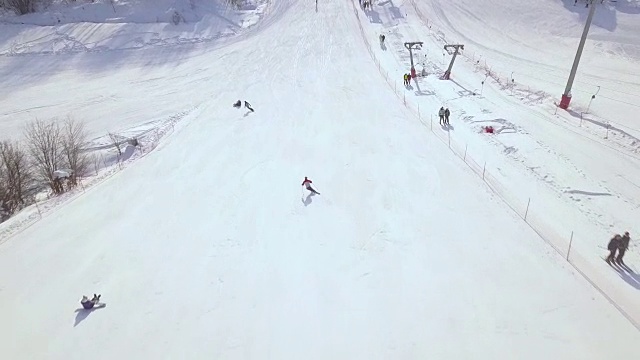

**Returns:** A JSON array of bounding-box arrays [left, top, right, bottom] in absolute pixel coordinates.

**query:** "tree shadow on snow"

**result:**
[[73, 304, 106, 327], [302, 192, 316, 206]]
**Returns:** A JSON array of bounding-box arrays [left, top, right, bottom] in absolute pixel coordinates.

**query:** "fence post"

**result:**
[[566, 231, 574, 261], [605, 124, 610, 139], [464, 144, 468, 161], [580, 113, 583, 127], [524, 198, 531, 222], [482, 162, 486, 180]]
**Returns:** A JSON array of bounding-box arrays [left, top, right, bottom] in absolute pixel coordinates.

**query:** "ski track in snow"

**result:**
[[0, 107, 196, 244], [353, 0, 640, 332], [1, 0, 640, 358], [372, 0, 640, 237]]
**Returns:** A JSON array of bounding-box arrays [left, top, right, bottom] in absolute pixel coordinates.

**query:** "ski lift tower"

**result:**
[[559, 0, 598, 109], [404, 41, 423, 79], [442, 44, 464, 80]]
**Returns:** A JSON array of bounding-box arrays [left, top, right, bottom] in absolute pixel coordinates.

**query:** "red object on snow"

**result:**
[[559, 94, 572, 109], [484, 126, 494, 134]]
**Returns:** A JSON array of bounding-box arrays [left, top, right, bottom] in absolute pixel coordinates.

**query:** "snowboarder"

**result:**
[[606, 234, 621, 264], [301, 177, 320, 195], [379, 34, 385, 45], [616, 231, 631, 265], [444, 108, 451, 125], [81, 294, 102, 310], [233, 100, 242, 108], [244, 101, 254, 112], [438, 107, 445, 125]]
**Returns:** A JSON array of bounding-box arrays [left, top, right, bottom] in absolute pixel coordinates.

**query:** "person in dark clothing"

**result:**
[[444, 108, 451, 125], [616, 231, 631, 265], [606, 235, 621, 264], [233, 100, 241, 108], [244, 101, 254, 112], [438, 107, 445, 125]]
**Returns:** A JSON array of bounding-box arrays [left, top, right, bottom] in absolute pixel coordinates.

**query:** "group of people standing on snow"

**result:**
[[438, 107, 451, 126], [606, 231, 631, 266], [403, 73, 412, 86], [359, 0, 373, 10]]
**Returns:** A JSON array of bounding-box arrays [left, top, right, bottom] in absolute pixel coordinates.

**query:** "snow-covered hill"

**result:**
[[0, 0, 639, 358]]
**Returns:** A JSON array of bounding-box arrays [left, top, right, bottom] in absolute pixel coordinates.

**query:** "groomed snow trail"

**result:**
[[0, 1, 639, 359]]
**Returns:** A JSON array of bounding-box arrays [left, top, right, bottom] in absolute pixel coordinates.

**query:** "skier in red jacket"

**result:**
[[301, 177, 320, 195]]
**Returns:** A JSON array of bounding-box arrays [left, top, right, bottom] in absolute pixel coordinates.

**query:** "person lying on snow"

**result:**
[[233, 100, 254, 112], [81, 294, 101, 309]]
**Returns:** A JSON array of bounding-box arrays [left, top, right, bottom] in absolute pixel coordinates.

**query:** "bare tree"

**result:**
[[92, 153, 104, 176], [0, 154, 7, 220], [25, 119, 65, 194], [0, 140, 32, 213], [108, 132, 123, 159], [61, 117, 88, 186], [225, 0, 245, 9], [3, 0, 37, 15]]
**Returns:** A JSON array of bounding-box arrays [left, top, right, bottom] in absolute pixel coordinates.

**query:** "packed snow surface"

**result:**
[[1, 0, 639, 359]]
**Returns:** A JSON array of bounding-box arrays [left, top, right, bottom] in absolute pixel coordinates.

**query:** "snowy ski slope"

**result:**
[[1, 0, 639, 358]]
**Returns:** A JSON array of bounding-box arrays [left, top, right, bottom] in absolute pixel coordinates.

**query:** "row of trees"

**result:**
[[0, 0, 37, 15], [0, 118, 88, 221], [1, 1, 248, 16]]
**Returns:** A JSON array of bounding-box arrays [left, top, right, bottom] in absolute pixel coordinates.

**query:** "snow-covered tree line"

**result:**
[[0, 0, 249, 16], [0, 118, 89, 221]]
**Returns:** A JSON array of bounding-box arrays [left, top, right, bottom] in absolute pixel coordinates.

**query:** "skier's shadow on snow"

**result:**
[[73, 305, 106, 327], [612, 265, 640, 291], [302, 192, 317, 206], [364, 9, 382, 24], [243, 110, 254, 117], [441, 124, 455, 131]]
